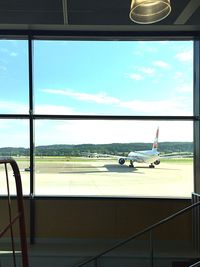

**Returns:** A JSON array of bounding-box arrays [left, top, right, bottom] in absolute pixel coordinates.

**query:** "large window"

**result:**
[[0, 38, 195, 198], [34, 120, 193, 197], [34, 41, 193, 116], [0, 40, 29, 114], [0, 120, 30, 195]]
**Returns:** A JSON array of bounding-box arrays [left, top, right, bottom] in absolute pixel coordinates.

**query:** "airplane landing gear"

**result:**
[[149, 164, 155, 168], [129, 160, 134, 168]]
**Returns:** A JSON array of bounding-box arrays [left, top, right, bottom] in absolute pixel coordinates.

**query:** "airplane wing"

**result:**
[[159, 153, 193, 159]]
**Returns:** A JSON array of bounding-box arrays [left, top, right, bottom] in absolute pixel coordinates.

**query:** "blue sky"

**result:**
[[0, 40, 193, 146], [34, 40, 193, 116]]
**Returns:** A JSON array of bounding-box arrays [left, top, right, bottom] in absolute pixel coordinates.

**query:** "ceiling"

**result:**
[[0, 0, 200, 35]]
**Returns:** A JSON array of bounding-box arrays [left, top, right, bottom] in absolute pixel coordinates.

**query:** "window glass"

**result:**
[[34, 40, 193, 116], [0, 39, 193, 198], [0, 40, 29, 114], [35, 120, 193, 197], [0, 120, 30, 195]]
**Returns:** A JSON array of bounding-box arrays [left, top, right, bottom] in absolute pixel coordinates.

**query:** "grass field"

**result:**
[[0, 156, 194, 198]]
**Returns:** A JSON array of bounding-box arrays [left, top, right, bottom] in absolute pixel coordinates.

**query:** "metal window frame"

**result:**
[[0, 31, 199, 244]]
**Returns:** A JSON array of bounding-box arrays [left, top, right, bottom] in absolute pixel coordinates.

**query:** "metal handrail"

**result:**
[[0, 157, 29, 267], [77, 200, 200, 267], [189, 260, 200, 267]]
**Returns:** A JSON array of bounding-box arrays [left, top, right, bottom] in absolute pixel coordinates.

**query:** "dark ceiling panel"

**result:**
[[0, 11, 63, 24], [67, 0, 132, 25], [165, 0, 191, 24], [187, 6, 200, 25], [0, 0, 63, 24], [0, 0, 198, 32], [67, 0, 195, 26], [68, 9, 131, 25], [68, 0, 128, 10], [0, 0, 62, 11]]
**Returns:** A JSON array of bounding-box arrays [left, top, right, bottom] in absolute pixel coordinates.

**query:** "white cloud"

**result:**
[[153, 60, 170, 68], [139, 67, 155, 75], [174, 72, 183, 79], [118, 97, 191, 116], [136, 42, 158, 53], [0, 101, 27, 113], [35, 120, 193, 146], [0, 98, 193, 147], [0, 120, 29, 148], [0, 120, 11, 129], [176, 50, 193, 62], [176, 83, 193, 93], [10, 52, 18, 57], [129, 73, 143, 80], [127, 67, 155, 81], [42, 88, 192, 116], [35, 104, 75, 115], [0, 48, 18, 57], [42, 89, 120, 105]]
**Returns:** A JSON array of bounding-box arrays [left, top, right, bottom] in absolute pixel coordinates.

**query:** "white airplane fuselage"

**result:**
[[118, 127, 160, 168], [127, 150, 160, 164]]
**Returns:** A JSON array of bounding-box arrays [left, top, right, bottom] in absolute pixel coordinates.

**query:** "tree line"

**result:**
[[0, 142, 193, 157]]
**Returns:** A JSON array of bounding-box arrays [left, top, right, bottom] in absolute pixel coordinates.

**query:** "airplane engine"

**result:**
[[154, 160, 160, 165], [119, 158, 125, 165]]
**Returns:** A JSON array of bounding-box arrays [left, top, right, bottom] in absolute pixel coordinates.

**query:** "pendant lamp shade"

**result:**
[[130, 0, 171, 24]]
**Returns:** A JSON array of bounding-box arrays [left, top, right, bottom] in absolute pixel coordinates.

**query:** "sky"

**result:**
[[0, 40, 194, 147]]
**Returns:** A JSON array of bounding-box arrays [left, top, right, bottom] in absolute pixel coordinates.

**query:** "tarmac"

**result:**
[[0, 159, 193, 198]]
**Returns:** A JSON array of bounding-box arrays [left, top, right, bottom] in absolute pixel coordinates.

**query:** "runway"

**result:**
[[0, 159, 193, 198]]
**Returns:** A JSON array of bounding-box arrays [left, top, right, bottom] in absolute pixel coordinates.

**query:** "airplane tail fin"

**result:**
[[152, 127, 159, 150]]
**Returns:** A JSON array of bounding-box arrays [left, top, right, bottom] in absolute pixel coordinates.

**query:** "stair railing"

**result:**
[[192, 193, 200, 255], [76, 199, 200, 267], [0, 157, 29, 267], [189, 260, 200, 267]]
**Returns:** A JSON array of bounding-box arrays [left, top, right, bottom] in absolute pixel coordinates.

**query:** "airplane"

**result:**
[[118, 127, 160, 168]]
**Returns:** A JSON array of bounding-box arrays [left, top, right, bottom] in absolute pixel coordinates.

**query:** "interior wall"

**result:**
[[0, 198, 191, 241], [35, 198, 191, 240]]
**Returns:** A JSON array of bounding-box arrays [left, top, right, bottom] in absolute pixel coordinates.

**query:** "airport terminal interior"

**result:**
[[1, 0, 200, 266]]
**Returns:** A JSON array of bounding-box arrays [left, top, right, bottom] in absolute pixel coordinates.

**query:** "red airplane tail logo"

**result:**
[[152, 127, 159, 150]]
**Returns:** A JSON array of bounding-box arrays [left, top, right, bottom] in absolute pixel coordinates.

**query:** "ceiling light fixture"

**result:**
[[129, 0, 171, 24]]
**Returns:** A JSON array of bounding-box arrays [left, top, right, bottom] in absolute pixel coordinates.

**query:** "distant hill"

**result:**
[[0, 142, 193, 157]]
